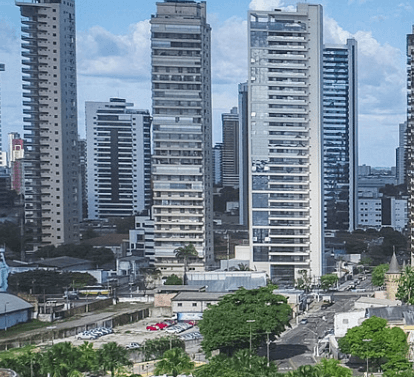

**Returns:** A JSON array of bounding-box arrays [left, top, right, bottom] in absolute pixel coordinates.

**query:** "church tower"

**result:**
[[385, 251, 401, 301]]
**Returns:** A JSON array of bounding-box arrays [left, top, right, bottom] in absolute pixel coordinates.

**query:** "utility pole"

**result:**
[[266, 332, 270, 367]]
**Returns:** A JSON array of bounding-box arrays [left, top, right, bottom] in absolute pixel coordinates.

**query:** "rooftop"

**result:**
[[172, 292, 228, 302], [155, 285, 205, 293], [31, 256, 92, 268], [82, 234, 129, 247], [0, 293, 33, 315]]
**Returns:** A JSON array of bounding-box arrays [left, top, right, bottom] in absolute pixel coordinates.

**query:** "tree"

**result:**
[[198, 285, 292, 356], [154, 348, 194, 377], [39, 342, 82, 377], [381, 355, 413, 377], [341, 316, 409, 372], [164, 274, 183, 285], [320, 274, 338, 291], [234, 263, 252, 271], [371, 264, 389, 287], [295, 269, 312, 292], [193, 349, 281, 377], [286, 358, 352, 377], [139, 336, 184, 362], [174, 243, 198, 285], [97, 342, 132, 376], [8, 270, 97, 294], [396, 266, 414, 304]]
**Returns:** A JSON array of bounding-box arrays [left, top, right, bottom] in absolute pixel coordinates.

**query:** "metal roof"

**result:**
[[31, 256, 92, 268], [0, 293, 33, 315], [366, 305, 414, 321], [172, 292, 228, 302], [155, 285, 205, 293]]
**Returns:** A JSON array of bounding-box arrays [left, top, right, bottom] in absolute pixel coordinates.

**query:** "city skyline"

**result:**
[[0, 0, 413, 167]]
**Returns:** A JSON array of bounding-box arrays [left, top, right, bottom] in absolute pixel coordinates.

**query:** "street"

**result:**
[[269, 275, 372, 372]]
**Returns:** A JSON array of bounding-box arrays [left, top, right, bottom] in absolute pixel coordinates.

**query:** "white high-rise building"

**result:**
[[16, 0, 80, 251], [408, 26, 414, 262], [150, 0, 214, 267], [247, 4, 324, 285], [86, 98, 152, 219]]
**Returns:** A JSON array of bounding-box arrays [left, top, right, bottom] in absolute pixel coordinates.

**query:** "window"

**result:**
[[192, 303, 197, 307], [177, 303, 182, 307]]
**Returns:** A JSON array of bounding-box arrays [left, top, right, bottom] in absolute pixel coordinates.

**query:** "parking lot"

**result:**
[[47, 316, 203, 351]]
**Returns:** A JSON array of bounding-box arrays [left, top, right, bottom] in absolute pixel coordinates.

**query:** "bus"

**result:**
[[78, 285, 110, 296]]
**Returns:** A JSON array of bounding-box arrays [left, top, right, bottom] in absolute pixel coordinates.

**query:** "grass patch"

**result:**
[[0, 344, 39, 360], [124, 330, 131, 334], [0, 320, 53, 340]]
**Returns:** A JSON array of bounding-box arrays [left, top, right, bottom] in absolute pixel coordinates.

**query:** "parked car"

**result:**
[[300, 318, 308, 325], [146, 325, 159, 331], [155, 322, 169, 330], [125, 342, 141, 350]]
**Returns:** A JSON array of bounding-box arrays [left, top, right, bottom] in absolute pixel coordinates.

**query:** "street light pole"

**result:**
[[246, 319, 255, 369], [4, 302, 9, 331], [362, 338, 372, 378]]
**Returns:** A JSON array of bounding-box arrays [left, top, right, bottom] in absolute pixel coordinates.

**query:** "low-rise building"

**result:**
[[186, 270, 267, 292], [171, 292, 227, 321], [154, 285, 205, 308], [0, 293, 33, 330], [334, 310, 366, 337]]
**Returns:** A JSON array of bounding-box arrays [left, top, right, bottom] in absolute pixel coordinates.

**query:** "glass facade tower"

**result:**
[[323, 39, 358, 233], [407, 26, 414, 262], [150, 1, 214, 266], [248, 4, 324, 285]]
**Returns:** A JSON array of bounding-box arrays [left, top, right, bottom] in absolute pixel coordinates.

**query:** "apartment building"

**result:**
[[323, 39, 358, 233], [222, 107, 239, 188], [16, 0, 80, 251], [406, 26, 414, 260], [86, 98, 151, 219], [150, 0, 214, 267], [247, 4, 324, 285]]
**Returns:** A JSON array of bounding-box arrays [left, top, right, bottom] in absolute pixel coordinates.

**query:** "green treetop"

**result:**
[[198, 285, 292, 356]]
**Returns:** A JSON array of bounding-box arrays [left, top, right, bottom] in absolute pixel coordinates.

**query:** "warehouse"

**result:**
[[0, 293, 33, 330]]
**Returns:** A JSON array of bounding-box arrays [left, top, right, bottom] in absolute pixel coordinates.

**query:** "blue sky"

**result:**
[[1, 0, 413, 166]]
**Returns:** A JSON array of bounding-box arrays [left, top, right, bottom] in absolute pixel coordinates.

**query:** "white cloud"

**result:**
[[324, 15, 405, 165], [77, 21, 151, 80], [248, 0, 295, 12]]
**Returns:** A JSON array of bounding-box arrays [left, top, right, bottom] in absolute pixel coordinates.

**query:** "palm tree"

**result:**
[[77, 341, 98, 374], [98, 342, 132, 376], [154, 348, 195, 377], [234, 263, 252, 271], [174, 243, 198, 285]]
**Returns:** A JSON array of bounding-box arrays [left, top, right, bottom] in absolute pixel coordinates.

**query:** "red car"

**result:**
[[146, 325, 159, 331], [155, 322, 168, 330]]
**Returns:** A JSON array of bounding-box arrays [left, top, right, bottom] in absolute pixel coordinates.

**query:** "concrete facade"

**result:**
[[247, 4, 324, 285], [86, 98, 152, 219], [16, 0, 80, 251], [150, 1, 214, 267]]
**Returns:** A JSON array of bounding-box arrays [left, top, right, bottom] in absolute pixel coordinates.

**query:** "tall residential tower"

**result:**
[[16, 0, 80, 251], [323, 39, 358, 233], [86, 98, 152, 219], [248, 4, 324, 285], [407, 26, 414, 262], [150, 0, 214, 266]]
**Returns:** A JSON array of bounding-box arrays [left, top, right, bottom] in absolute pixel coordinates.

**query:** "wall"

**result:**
[[154, 293, 177, 308], [0, 307, 150, 351], [334, 310, 365, 337], [0, 310, 31, 331]]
